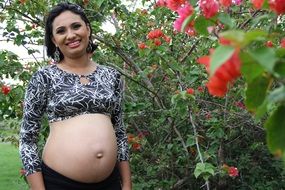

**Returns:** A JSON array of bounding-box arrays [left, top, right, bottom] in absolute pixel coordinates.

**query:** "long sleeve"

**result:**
[[19, 70, 48, 176], [111, 72, 129, 161]]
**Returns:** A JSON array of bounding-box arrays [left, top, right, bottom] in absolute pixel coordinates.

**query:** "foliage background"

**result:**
[[0, 0, 285, 189]]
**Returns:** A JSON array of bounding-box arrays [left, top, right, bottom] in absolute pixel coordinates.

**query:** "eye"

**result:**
[[56, 28, 65, 34], [73, 24, 81, 29]]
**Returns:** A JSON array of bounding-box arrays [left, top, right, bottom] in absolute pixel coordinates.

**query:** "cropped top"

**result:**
[[19, 64, 129, 176]]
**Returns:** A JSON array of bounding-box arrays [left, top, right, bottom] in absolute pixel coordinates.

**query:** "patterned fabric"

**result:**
[[19, 64, 129, 176]]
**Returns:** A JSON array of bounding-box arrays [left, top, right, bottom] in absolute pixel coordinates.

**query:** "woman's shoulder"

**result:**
[[97, 64, 121, 77], [30, 64, 58, 81]]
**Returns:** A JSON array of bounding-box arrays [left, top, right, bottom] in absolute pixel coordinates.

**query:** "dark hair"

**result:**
[[45, 2, 97, 62]]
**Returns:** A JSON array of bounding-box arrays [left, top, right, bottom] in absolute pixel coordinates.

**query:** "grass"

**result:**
[[0, 143, 28, 190]]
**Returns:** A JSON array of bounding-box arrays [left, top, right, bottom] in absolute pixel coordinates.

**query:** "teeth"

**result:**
[[68, 41, 80, 47]]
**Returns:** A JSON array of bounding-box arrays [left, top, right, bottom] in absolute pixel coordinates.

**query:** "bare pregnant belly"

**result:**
[[42, 114, 118, 183]]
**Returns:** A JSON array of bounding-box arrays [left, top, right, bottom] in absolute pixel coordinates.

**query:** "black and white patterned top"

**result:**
[[19, 64, 129, 176]]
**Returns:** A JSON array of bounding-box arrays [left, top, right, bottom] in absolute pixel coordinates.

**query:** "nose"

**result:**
[[66, 29, 76, 40]]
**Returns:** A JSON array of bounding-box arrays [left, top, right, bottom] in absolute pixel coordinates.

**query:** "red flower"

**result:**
[[235, 101, 246, 109], [222, 164, 239, 177], [220, 0, 232, 7], [138, 131, 150, 139], [173, 2, 194, 32], [206, 75, 229, 97], [32, 23, 38, 29], [155, 0, 167, 7], [280, 38, 285, 48], [166, 0, 186, 11], [147, 29, 164, 39], [154, 39, 162, 46], [186, 88, 195, 95], [128, 134, 135, 143], [141, 9, 148, 15], [19, 0, 26, 4], [219, 37, 233, 46], [269, 0, 285, 15], [197, 86, 204, 92], [197, 48, 241, 97], [1, 85, 11, 95], [163, 35, 172, 43], [205, 112, 212, 119], [233, 0, 243, 5], [132, 143, 142, 150], [251, 0, 264, 9], [228, 167, 239, 177], [186, 28, 196, 36], [266, 40, 274, 47], [199, 0, 220, 19], [83, 0, 89, 5], [138, 42, 147, 49]]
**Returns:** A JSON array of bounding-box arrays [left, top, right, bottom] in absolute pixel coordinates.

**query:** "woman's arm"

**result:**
[[26, 172, 45, 190], [118, 161, 132, 190], [111, 70, 132, 189], [19, 69, 49, 189]]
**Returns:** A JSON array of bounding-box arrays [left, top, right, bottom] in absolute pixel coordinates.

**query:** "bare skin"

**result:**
[[42, 114, 118, 182]]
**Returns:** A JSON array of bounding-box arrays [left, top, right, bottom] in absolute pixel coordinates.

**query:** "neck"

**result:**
[[61, 54, 92, 68]]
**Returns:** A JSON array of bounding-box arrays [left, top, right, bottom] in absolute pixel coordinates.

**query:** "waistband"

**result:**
[[42, 161, 121, 190]]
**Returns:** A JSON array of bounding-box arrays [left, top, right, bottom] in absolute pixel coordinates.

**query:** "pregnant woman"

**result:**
[[19, 2, 131, 190]]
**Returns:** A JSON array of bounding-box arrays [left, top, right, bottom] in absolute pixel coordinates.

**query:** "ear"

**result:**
[[51, 36, 57, 47], [87, 24, 91, 37]]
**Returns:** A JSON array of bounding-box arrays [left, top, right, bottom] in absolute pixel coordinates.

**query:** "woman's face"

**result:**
[[52, 11, 90, 60]]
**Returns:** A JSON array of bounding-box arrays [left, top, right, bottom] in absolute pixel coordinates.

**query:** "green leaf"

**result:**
[[274, 61, 285, 77], [245, 75, 271, 112], [190, 0, 199, 5], [194, 16, 211, 36], [96, 0, 105, 8], [171, 94, 180, 105], [169, 61, 182, 72], [265, 105, 285, 156], [186, 135, 195, 147], [243, 30, 267, 45], [240, 52, 264, 83], [251, 15, 270, 29], [276, 48, 285, 58], [194, 162, 215, 180], [217, 13, 234, 28], [220, 30, 245, 46], [210, 45, 235, 76], [181, 14, 195, 33], [249, 47, 277, 73], [255, 98, 269, 119], [268, 86, 285, 104]]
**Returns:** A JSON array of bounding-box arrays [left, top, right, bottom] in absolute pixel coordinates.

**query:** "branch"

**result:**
[[179, 39, 200, 63], [188, 107, 210, 190], [171, 119, 189, 156], [22, 44, 41, 66], [238, 10, 262, 29], [105, 62, 163, 100], [6, 7, 42, 26], [171, 177, 190, 190], [93, 34, 166, 109]]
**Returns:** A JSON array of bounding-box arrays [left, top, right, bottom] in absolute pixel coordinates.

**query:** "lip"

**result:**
[[66, 40, 81, 48]]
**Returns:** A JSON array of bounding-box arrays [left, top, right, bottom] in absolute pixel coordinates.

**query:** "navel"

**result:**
[[96, 152, 103, 158]]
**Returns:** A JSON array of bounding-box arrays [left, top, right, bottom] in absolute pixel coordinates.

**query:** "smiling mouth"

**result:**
[[66, 40, 81, 48]]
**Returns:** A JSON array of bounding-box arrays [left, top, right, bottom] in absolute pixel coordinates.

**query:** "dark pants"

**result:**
[[42, 162, 122, 190]]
